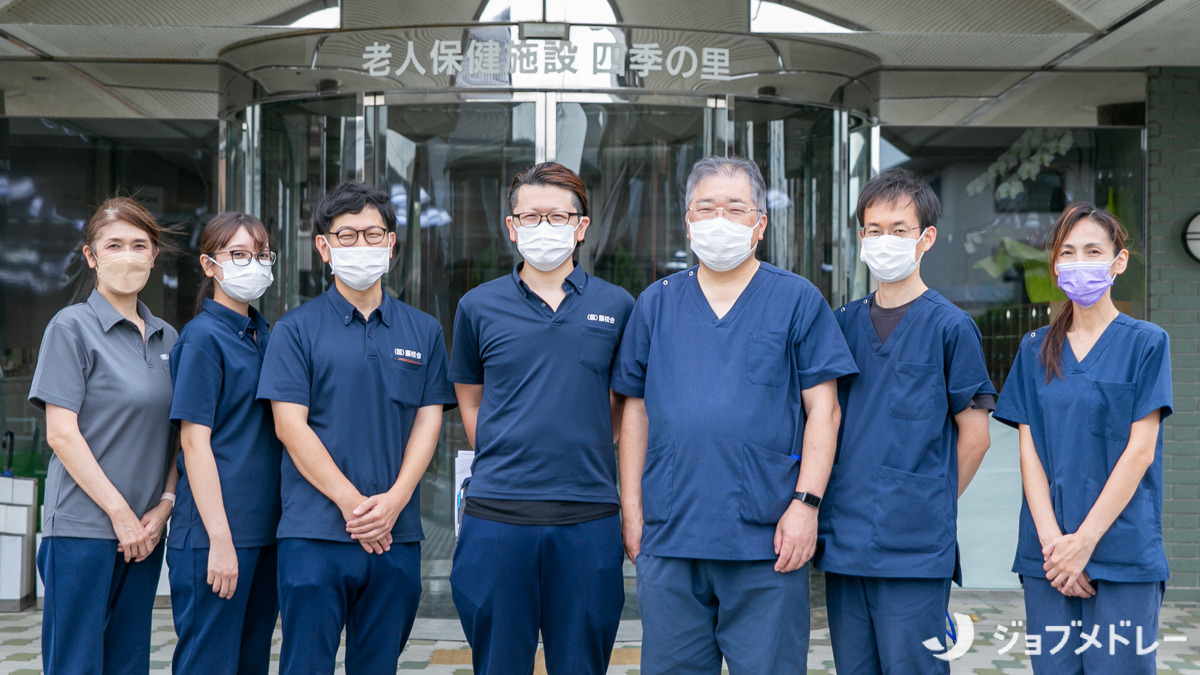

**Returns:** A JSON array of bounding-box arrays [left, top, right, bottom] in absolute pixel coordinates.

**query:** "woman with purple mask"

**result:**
[[994, 202, 1172, 674]]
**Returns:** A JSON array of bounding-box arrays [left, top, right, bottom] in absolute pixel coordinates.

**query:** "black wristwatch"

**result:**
[[793, 491, 821, 509]]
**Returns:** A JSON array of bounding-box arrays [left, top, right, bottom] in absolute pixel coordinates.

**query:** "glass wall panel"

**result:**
[[731, 100, 835, 298], [0, 118, 218, 499], [369, 100, 537, 615], [560, 101, 715, 297]]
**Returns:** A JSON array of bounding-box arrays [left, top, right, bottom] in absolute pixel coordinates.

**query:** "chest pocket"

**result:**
[[1087, 380, 1135, 442], [888, 362, 940, 420], [579, 325, 618, 373], [747, 331, 788, 387], [387, 359, 427, 409]]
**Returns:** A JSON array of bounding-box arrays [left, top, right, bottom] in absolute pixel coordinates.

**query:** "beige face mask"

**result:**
[[95, 251, 153, 295]]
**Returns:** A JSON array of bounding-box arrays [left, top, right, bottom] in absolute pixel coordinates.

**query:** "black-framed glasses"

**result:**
[[861, 225, 920, 239], [329, 226, 389, 246], [211, 250, 277, 266], [689, 204, 760, 221], [512, 211, 580, 228]]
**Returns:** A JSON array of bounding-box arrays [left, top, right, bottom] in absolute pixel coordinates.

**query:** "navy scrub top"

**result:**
[[816, 290, 995, 581], [168, 298, 282, 550], [256, 287, 457, 544], [29, 290, 177, 539], [994, 314, 1172, 583], [449, 264, 635, 504], [611, 263, 858, 561]]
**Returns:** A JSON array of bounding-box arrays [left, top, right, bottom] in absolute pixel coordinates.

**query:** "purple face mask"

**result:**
[[1055, 260, 1115, 308]]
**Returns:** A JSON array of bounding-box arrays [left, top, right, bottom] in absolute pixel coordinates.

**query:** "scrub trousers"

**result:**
[[450, 514, 625, 674], [167, 543, 278, 674], [1022, 575, 1163, 674], [37, 536, 165, 675], [824, 572, 952, 675], [277, 538, 421, 675], [636, 554, 810, 675]]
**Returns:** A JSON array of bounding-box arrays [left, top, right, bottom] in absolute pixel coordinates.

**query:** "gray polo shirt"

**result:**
[[29, 289, 178, 539]]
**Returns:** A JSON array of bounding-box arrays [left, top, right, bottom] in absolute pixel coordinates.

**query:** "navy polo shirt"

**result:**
[[168, 298, 282, 550], [256, 287, 457, 543], [611, 263, 858, 561], [450, 264, 635, 506]]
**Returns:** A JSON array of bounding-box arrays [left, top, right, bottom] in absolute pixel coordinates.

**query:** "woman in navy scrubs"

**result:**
[[995, 202, 1172, 674], [29, 197, 180, 674], [167, 213, 282, 674]]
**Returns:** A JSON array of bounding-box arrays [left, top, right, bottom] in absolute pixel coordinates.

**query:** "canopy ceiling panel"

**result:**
[[1062, 0, 1200, 66], [793, 0, 1093, 32], [0, 24, 287, 58], [814, 32, 1088, 67], [879, 71, 1029, 98], [0, 0, 320, 26]]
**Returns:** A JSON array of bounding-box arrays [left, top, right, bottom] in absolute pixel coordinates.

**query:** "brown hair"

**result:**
[[1039, 202, 1128, 381], [195, 212, 270, 316], [507, 162, 589, 217], [85, 196, 166, 253]]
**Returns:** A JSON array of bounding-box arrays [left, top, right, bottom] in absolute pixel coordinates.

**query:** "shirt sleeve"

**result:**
[[169, 340, 222, 428], [448, 300, 483, 385], [794, 295, 858, 390], [608, 289, 637, 379], [944, 316, 997, 415], [256, 318, 311, 407], [1133, 328, 1173, 423], [610, 294, 652, 399], [421, 321, 459, 409], [28, 317, 89, 413], [993, 335, 1032, 429]]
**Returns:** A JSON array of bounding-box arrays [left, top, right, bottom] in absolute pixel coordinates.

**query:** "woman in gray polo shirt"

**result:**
[[29, 197, 180, 675]]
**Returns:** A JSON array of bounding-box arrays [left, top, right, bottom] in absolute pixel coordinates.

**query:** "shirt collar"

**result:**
[[510, 262, 588, 297], [202, 297, 269, 337], [87, 288, 167, 337], [325, 285, 392, 326]]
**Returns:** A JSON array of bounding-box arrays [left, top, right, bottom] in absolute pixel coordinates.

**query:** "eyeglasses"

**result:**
[[328, 227, 389, 246], [210, 250, 277, 266], [861, 226, 920, 239], [689, 204, 760, 222], [512, 212, 580, 228]]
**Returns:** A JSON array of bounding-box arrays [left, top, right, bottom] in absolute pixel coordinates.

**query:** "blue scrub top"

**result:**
[[611, 263, 858, 561], [816, 290, 995, 581], [256, 287, 457, 544], [168, 298, 281, 550], [449, 264, 635, 503], [994, 314, 1172, 583]]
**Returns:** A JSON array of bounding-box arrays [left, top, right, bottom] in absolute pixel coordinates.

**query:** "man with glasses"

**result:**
[[448, 162, 634, 674], [612, 156, 857, 673], [814, 168, 994, 674], [258, 180, 456, 674]]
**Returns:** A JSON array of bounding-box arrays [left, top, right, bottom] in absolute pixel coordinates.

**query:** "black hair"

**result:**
[[856, 167, 941, 232], [314, 181, 397, 235]]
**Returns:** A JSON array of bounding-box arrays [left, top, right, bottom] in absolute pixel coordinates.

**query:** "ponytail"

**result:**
[[1039, 302, 1073, 382]]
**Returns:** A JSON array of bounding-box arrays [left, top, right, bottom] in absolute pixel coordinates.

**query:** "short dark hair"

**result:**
[[314, 181, 396, 235], [856, 168, 941, 232], [507, 162, 588, 217]]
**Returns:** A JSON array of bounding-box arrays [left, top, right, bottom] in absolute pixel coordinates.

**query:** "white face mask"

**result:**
[[859, 231, 926, 284], [516, 222, 577, 272], [323, 237, 390, 291], [207, 256, 273, 303], [688, 217, 757, 272]]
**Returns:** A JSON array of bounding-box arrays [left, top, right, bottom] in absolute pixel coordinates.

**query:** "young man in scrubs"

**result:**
[[258, 181, 456, 674], [449, 162, 634, 673], [815, 168, 994, 674], [612, 156, 857, 674]]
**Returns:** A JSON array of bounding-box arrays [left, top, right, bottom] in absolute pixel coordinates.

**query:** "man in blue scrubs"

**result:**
[[612, 156, 857, 674], [449, 162, 634, 673], [258, 181, 456, 674], [815, 168, 994, 674]]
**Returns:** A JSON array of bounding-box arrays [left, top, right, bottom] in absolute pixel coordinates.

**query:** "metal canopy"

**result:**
[[0, 0, 1191, 124]]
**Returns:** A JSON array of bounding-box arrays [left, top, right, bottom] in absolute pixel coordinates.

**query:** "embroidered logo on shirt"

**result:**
[[586, 313, 616, 325], [394, 348, 423, 364], [159, 354, 170, 361]]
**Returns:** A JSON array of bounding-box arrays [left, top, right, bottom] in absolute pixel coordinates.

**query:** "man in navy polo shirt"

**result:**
[[258, 181, 456, 675], [449, 162, 634, 674], [612, 156, 858, 674]]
